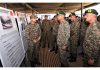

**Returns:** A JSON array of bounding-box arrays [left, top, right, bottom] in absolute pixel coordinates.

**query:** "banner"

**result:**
[[0, 7, 25, 67]]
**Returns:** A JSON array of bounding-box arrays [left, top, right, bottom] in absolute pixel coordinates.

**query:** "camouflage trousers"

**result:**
[[27, 42, 40, 64], [70, 37, 78, 58], [52, 35, 58, 52], [58, 46, 69, 66], [41, 31, 52, 49]]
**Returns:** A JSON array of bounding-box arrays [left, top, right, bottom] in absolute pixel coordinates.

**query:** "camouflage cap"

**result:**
[[84, 9, 98, 15], [69, 13, 76, 17], [57, 10, 65, 16], [30, 14, 38, 19]]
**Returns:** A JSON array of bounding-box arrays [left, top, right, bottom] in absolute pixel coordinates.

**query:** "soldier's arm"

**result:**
[[35, 24, 41, 42], [91, 28, 100, 59], [38, 24, 41, 40], [74, 22, 80, 35], [49, 20, 53, 31], [64, 22, 70, 45], [76, 22, 81, 41], [87, 43, 100, 61], [25, 25, 30, 40]]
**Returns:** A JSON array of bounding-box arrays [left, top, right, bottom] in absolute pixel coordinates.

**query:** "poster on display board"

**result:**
[[0, 7, 25, 67], [15, 11, 28, 52]]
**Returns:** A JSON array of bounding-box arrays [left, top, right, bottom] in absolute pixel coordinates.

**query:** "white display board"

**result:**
[[0, 7, 25, 67], [16, 12, 28, 52]]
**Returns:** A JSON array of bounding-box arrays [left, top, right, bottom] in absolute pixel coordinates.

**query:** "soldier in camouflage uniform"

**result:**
[[25, 15, 41, 66], [83, 9, 100, 67], [57, 11, 70, 67], [79, 14, 89, 56], [41, 15, 52, 50], [37, 18, 42, 29], [69, 13, 80, 62], [51, 15, 59, 53]]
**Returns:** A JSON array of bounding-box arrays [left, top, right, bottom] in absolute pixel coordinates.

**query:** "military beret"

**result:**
[[57, 10, 65, 16], [30, 14, 38, 19], [69, 13, 76, 17], [84, 9, 98, 15]]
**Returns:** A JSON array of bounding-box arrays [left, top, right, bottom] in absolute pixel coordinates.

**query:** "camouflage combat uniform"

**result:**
[[70, 20, 80, 59], [79, 20, 89, 55], [83, 21, 100, 67], [41, 19, 52, 49], [25, 23, 41, 66], [51, 20, 59, 52], [57, 20, 70, 66]]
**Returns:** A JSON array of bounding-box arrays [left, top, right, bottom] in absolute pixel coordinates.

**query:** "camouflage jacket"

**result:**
[[83, 21, 100, 59], [79, 21, 89, 46], [41, 19, 52, 32], [25, 23, 41, 46], [51, 20, 59, 35], [57, 20, 70, 46], [70, 20, 80, 39]]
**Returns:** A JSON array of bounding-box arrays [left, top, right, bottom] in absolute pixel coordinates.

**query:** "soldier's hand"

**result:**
[[62, 45, 67, 50], [33, 40, 37, 43], [88, 58, 94, 65], [38, 36, 41, 41]]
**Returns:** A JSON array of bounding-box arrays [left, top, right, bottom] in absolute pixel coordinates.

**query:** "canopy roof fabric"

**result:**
[[0, 3, 97, 14]]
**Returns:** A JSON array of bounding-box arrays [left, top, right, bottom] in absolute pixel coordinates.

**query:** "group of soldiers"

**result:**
[[25, 9, 100, 67]]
